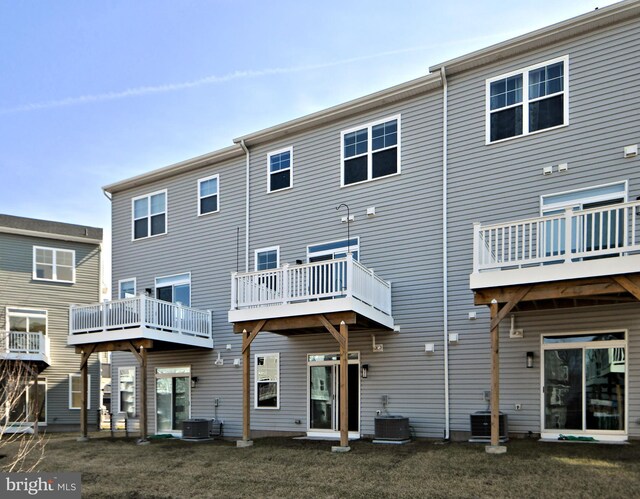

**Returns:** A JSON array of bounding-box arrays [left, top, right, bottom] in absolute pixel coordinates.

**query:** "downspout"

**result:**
[[239, 140, 250, 272], [440, 66, 450, 441]]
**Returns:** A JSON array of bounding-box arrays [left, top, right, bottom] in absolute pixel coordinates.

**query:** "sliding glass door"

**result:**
[[542, 332, 626, 438]]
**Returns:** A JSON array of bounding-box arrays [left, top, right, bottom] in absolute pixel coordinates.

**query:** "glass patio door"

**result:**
[[308, 353, 359, 434], [156, 367, 190, 433], [542, 332, 626, 438]]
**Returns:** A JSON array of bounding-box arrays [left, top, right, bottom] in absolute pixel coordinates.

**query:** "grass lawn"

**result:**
[[3, 433, 640, 498]]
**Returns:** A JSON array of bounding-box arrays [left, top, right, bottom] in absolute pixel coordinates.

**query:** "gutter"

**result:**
[[238, 139, 250, 272], [440, 66, 450, 441]]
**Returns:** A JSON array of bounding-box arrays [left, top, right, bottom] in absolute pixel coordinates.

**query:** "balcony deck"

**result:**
[[228, 254, 395, 332], [69, 295, 213, 349], [0, 331, 50, 365], [471, 200, 640, 290]]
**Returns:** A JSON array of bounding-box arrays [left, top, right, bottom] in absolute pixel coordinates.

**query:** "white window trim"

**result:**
[[5, 377, 48, 425], [540, 180, 628, 215], [197, 174, 220, 216], [254, 246, 281, 271], [485, 55, 569, 145], [32, 246, 76, 283], [118, 278, 137, 300], [118, 366, 136, 416], [68, 374, 91, 410], [540, 330, 628, 438], [306, 237, 360, 261], [267, 146, 294, 193], [131, 189, 168, 241], [254, 353, 280, 410], [340, 114, 402, 188], [154, 272, 192, 306], [6, 307, 48, 334]]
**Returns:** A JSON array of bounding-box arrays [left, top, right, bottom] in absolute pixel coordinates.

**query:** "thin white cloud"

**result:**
[[0, 34, 505, 115]]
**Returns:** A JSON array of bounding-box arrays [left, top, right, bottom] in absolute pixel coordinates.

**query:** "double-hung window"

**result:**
[[132, 190, 167, 240], [341, 116, 400, 186], [33, 246, 75, 282], [267, 147, 293, 192], [255, 247, 280, 271], [255, 353, 279, 409], [69, 374, 91, 410], [487, 56, 568, 143], [118, 367, 136, 417], [198, 175, 219, 215]]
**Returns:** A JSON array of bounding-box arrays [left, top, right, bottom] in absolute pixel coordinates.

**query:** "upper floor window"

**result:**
[[132, 190, 167, 240], [33, 246, 75, 283], [255, 246, 280, 271], [341, 116, 400, 186], [198, 175, 219, 215], [118, 278, 136, 299], [267, 147, 293, 192], [487, 56, 568, 143]]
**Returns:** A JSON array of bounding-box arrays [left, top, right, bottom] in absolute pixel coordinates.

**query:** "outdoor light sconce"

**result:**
[[361, 364, 369, 379], [191, 376, 199, 388], [526, 352, 534, 369], [145, 288, 153, 296]]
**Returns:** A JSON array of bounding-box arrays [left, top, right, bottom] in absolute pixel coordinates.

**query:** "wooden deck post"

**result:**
[[486, 299, 506, 454], [140, 346, 148, 442], [339, 321, 349, 449], [242, 329, 251, 442], [80, 352, 88, 440]]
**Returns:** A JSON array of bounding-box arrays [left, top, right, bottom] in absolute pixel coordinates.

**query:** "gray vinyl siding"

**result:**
[[0, 232, 101, 426], [110, 87, 447, 438], [446, 17, 640, 435]]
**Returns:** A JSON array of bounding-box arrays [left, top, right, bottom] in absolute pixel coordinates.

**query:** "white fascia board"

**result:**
[[0, 226, 102, 245], [469, 254, 640, 290]]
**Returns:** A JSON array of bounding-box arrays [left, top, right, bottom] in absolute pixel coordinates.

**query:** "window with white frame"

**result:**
[[132, 190, 167, 240], [118, 278, 136, 299], [7, 308, 47, 335], [155, 273, 191, 306], [118, 367, 136, 417], [255, 247, 280, 271], [267, 147, 293, 192], [69, 374, 91, 410], [33, 246, 75, 282], [255, 353, 279, 409], [342, 116, 400, 186], [198, 175, 219, 215], [6, 378, 47, 424], [487, 56, 568, 143]]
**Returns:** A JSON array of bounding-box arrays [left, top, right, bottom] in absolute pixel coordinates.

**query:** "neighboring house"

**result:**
[[0, 214, 102, 431], [69, 1, 640, 447]]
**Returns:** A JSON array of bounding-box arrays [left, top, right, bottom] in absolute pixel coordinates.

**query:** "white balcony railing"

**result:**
[[230, 254, 392, 318], [473, 201, 640, 273], [70, 295, 212, 343], [1, 331, 49, 359]]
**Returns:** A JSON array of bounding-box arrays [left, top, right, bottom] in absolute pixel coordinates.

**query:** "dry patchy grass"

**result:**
[[2, 434, 639, 498]]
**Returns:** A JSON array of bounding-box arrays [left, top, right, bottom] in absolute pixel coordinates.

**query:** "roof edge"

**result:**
[[429, 0, 640, 75], [0, 226, 103, 245], [233, 73, 442, 147], [103, 144, 244, 194]]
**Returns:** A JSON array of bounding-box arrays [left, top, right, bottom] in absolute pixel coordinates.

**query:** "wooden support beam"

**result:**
[[232, 312, 357, 334], [339, 321, 349, 448], [33, 374, 39, 436], [489, 300, 500, 448], [474, 277, 624, 305], [126, 341, 144, 365], [319, 315, 346, 348], [242, 329, 251, 442], [79, 344, 97, 369], [241, 320, 266, 354], [80, 351, 89, 439], [75, 339, 153, 355], [613, 275, 640, 301], [489, 285, 532, 330], [139, 346, 148, 441]]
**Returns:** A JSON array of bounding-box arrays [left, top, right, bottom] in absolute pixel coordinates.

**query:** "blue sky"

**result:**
[[0, 0, 619, 233]]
